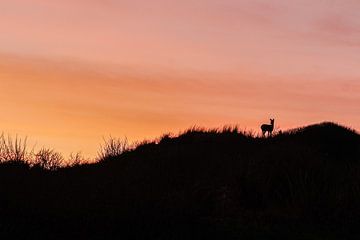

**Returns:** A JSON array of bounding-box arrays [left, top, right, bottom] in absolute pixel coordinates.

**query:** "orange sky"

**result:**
[[1, 0, 359, 158]]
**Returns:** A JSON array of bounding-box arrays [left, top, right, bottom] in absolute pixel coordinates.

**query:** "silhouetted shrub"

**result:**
[[0, 133, 31, 163], [34, 148, 64, 170], [67, 151, 86, 166], [97, 136, 129, 161]]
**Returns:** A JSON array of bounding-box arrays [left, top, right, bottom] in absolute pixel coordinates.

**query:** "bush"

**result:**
[[0, 133, 31, 163], [34, 148, 64, 170], [97, 137, 129, 161], [68, 152, 85, 166]]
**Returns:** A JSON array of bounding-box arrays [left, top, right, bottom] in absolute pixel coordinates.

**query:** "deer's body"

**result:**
[[261, 119, 274, 136]]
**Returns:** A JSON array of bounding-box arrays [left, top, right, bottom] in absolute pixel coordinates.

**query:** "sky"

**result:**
[[0, 0, 359, 158]]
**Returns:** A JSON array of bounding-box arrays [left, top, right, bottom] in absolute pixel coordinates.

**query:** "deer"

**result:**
[[261, 119, 275, 137]]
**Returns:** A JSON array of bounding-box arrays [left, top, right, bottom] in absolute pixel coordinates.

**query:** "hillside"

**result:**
[[0, 122, 359, 239]]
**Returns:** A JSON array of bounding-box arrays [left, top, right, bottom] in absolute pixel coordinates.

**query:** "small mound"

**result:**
[[298, 121, 356, 134], [283, 121, 359, 141]]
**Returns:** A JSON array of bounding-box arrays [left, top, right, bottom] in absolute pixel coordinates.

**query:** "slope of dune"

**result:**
[[0, 122, 359, 239]]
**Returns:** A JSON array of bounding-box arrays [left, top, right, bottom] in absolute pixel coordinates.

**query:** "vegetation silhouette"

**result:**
[[0, 122, 359, 239]]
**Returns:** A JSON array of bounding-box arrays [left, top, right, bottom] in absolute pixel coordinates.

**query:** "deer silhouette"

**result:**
[[261, 119, 275, 137]]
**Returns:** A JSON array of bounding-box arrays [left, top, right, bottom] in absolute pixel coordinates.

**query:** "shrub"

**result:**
[[34, 148, 64, 170], [97, 136, 129, 161], [68, 152, 85, 166], [0, 133, 31, 163]]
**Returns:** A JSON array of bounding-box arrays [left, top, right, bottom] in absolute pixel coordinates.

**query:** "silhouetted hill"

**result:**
[[0, 122, 359, 239]]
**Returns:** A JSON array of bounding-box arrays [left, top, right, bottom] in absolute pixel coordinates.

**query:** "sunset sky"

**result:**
[[1, 0, 359, 158]]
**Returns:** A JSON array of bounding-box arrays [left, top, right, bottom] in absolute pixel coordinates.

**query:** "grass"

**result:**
[[0, 122, 359, 239]]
